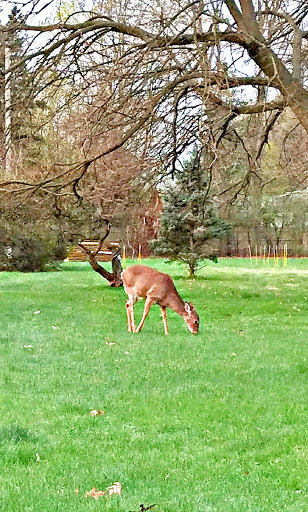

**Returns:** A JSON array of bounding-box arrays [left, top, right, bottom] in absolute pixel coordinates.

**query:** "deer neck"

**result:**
[[167, 292, 186, 318]]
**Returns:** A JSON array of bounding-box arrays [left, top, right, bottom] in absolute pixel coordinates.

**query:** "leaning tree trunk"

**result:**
[[78, 222, 123, 287]]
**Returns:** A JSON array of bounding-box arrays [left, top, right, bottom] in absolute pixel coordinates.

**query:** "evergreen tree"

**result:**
[[152, 151, 229, 277]]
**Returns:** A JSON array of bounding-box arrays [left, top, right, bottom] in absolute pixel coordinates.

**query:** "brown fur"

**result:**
[[122, 265, 199, 334]]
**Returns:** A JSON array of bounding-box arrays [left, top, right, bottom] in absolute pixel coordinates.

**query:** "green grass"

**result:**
[[0, 258, 307, 511]]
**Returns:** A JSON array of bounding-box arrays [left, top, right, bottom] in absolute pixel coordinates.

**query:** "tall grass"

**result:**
[[0, 259, 307, 511]]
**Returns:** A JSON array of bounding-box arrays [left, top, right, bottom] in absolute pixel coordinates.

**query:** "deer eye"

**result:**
[[194, 320, 198, 325]]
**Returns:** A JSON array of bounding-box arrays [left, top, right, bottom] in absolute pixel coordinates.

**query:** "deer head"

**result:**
[[184, 302, 199, 334]]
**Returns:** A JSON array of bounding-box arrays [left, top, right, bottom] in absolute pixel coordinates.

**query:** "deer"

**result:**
[[122, 264, 199, 335]]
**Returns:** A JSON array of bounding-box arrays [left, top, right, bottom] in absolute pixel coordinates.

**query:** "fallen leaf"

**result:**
[[33, 310, 41, 315], [85, 487, 105, 499], [35, 453, 40, 462], [107, 482, 122, 495], [90, 410, 104, 416], [51, 325, 58, 330], [24, 345, 33, 349], [85, 482, 121, 499], [106, 342, 116, 346]]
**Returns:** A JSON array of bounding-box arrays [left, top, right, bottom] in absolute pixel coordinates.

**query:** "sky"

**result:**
[[1, 0, 57, 24]]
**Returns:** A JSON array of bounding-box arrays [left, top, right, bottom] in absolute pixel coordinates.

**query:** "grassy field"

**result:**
[[0, 258, 307, 511]]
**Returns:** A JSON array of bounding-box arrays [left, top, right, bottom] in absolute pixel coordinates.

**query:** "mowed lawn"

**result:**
[[0, 258, 307, 512]]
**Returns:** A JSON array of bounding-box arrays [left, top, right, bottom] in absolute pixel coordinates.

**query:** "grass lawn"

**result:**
[[0, 258, 307, 511]]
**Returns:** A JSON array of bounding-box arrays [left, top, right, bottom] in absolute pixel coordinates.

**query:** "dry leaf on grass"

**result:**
[[85, 482, 121, 499], [90, 409, 104, 416], [130, 505, 156, 512], [85, 487, 106, 500], [107, 482, 122, 495]]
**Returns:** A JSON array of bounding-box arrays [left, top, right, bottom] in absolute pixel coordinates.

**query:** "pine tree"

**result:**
[[152, 151, 229, 277]]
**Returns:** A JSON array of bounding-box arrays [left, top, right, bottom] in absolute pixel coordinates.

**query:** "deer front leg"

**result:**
[[161, 306, 168, 335], [136, 297, 154, 333], [125, 300, 133, 332], [126, 296, 136, 332]]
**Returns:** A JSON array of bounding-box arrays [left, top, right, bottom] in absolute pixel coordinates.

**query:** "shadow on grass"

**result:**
[[0, 426, 37, 443]]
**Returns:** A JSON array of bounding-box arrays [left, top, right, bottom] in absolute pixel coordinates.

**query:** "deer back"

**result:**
[[122, 265, 182, 307]]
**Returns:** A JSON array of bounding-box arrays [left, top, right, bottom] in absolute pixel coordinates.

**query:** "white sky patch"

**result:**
[[1, 0, 54, 24]]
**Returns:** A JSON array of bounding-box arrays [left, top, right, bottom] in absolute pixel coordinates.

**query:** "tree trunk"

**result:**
[[111, 250, 123, 286], [79, 246, 123, 287], [78, 223, 123, 287], [187, 260, 195, 278], [4, 45, 13, 175], [189, 232, 196, 278]]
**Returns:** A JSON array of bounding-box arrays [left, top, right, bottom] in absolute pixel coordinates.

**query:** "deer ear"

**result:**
[[184, 302, 192, 314]]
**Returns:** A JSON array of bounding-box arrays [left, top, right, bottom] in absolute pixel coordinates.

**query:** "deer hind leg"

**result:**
[[161, 306, 168, 335], [136, 296, 154, 333]]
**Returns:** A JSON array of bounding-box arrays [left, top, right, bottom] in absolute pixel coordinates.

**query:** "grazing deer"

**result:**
[[122, 265, 199, 335]]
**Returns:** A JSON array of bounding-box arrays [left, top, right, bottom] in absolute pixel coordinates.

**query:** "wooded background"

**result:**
[[0, 0, 307, 271]]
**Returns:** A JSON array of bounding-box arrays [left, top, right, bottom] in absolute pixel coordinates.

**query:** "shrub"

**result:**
[[0, 234, 60, 272]]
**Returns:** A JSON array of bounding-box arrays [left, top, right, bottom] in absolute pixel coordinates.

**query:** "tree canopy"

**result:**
[[0, 0, 307, 199]]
